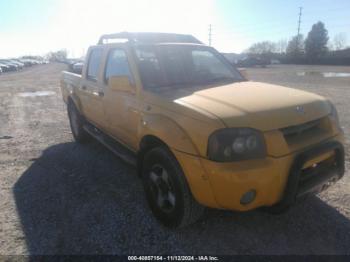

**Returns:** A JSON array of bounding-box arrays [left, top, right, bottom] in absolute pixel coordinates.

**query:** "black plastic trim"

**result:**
[[270, 141, 345, 212]]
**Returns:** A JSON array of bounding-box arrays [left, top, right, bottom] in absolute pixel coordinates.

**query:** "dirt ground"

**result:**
[[0, 63, 349, 255]]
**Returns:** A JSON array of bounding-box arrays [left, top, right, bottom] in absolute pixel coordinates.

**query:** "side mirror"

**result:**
[[238, 68, 248, 79], [108, 76, 135, 94]]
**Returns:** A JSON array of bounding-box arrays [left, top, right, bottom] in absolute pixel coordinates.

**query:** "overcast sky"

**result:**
[[0, 0, 349, 57]]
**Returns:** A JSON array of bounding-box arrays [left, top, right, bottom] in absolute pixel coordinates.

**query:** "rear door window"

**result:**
[[87, 49, 103, 81], [104, 49, 133, 83]]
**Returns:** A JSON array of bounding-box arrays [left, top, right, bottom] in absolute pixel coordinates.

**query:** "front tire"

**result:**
[[142, 147, 204, 228], [67, 102, 90, 143]]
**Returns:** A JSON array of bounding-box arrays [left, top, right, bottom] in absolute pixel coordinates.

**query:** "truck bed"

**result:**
[[60, 71, 82, 104]]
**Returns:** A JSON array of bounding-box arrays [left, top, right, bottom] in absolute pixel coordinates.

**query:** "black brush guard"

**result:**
[[269, 141, 345, 213]]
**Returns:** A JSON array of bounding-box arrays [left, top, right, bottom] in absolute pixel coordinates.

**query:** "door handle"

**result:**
[[98, 91, 104, 97]]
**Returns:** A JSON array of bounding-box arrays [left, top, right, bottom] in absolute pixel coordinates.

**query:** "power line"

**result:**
[[213, 22, 350, 39], [297, 7, 303, 47], [297, 7, 303, 36], [206, 8, 348, 35], [206, 6, 349, 47]]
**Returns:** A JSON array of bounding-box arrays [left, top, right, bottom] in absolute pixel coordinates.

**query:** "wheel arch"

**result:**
[[136, 114, 200, 177], [67, 93, 83, 114], [137, 134, 216, 217], [137, 135, 169, 176]]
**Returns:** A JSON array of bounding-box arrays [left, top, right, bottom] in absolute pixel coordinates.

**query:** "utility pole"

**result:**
[[297, 7, 303, 44], [208, 24, 212, 46]]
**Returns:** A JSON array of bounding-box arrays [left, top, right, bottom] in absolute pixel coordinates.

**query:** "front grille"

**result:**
[[281, 118, 322, 140]]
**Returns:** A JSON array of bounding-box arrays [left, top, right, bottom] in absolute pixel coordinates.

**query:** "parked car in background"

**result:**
[[0, 60, 19, 71], [0, 63, 11, 72], [19, 59, 34, 66], [72, 62, 83, 74], [19, 56, 45, 66], [67, 59, 84, 74], [271, 59, 281, 65], [0, 56, 48, 74], [237, 57, 269, 68], [8, 60, 24, 69]]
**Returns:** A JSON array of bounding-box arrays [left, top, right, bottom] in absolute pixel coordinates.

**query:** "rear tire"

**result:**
[[67, 102, 90, 143], [142, 146, 204, 228]]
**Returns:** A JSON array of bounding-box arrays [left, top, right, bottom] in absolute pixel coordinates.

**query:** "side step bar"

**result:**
[[83, 123, 137, 166]]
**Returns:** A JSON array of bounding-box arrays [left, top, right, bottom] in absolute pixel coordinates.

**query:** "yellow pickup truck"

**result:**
[[61, 32, 345, 228]]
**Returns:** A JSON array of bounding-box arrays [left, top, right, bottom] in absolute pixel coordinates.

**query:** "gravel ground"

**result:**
[[0, 63, 349, 255]]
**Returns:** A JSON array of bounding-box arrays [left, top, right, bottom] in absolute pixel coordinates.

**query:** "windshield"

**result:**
[[134, 45, 244, 90]]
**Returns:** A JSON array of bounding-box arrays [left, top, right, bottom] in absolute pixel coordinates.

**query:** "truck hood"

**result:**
[[175, 81, 331, 131]]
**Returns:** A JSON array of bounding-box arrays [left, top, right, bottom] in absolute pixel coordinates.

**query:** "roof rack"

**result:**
[[98, 32, 203, 45]]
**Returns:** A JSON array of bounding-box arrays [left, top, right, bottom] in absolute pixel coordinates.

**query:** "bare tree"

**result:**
[[333, 33, 347, 50], [47, 49, 68, 62], [328, 42, 334, 51], [276, 39, 288, 54], [286, 34, 304, 58], [247, 41, 276, 55]]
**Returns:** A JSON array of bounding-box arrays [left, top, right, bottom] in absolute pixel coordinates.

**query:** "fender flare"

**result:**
[[137, 114, 218, 208], [138, 114, 199, 155]]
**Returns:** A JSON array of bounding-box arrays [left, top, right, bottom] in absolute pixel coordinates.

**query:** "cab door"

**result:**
[[102, 47, 140, 149], [79, 47, 108, 130]]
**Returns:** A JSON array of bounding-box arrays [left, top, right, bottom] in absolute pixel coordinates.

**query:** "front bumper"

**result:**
[[270, 140, 344, 212], [173, 135, 345, 211]]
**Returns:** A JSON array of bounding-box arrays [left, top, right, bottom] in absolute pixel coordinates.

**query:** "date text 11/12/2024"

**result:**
[[128, 256, 219, 261]]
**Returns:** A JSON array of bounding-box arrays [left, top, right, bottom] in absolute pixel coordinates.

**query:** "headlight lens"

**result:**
[[329, 102, 341, 130], [208, 128, 267, 162]]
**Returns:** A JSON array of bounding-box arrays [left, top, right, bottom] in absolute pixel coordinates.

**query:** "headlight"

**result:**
[[208, 128, 267, 162], [329, 102, 341, 130]]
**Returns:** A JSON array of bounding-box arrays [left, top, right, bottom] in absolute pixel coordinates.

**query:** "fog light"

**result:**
[[240, 190, 256, 205]]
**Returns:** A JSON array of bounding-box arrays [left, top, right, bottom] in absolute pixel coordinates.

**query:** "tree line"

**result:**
[[246, 22, 350, 65], [46, 49, 68, 62]]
